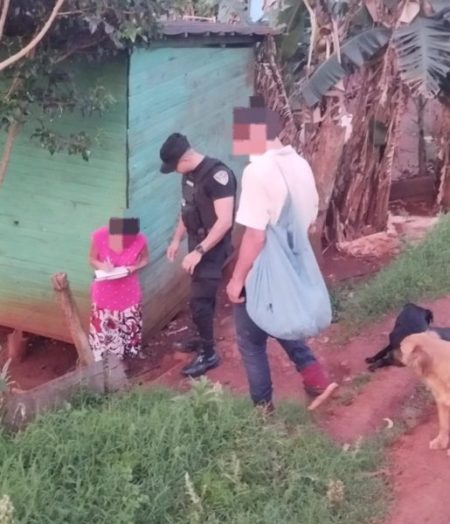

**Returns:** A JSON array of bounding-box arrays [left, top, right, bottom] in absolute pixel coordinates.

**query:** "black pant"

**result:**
[[189, 276, 221, 356]]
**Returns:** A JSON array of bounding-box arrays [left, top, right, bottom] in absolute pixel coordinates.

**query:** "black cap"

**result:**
[[159, 133, 190, 173]]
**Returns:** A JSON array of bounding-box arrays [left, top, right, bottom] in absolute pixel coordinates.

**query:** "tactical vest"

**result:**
[[181, 157, 236, 242]]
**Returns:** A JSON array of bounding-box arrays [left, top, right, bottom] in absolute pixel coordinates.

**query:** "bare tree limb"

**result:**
[[303, 0, 317, 77], [0, 120, 20, 187], [54, 36, 107, 65], [331, 19, 341, 63], [0, 0, 66, 72], [0, 0, 11, 41]]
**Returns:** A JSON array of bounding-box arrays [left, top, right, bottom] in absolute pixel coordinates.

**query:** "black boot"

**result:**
[[181, 350, 220, 378]]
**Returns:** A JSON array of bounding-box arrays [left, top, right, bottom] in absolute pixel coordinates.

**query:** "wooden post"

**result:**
[[6, 329, 27, 363], [51, 272, 94, 367]]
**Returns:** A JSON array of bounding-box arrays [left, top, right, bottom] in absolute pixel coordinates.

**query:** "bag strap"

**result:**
[[271, 155, 295, 219]]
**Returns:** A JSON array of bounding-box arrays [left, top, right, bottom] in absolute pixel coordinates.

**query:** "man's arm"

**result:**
[[226, 227, 265, 303], [226, 163, 269, 303], [181, 196, 234, 274], [198, 196, 234, 253], [231, 227, 265, 283], [167, 216, 186, 262], [172, 216, 187, 243]]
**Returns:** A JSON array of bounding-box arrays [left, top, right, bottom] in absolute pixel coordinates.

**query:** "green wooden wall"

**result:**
[[0, 57, 128, 341], [127, 46, 253, 337]]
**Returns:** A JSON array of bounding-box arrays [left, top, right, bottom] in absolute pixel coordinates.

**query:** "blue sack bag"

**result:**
[[244, 163, 332, 341]]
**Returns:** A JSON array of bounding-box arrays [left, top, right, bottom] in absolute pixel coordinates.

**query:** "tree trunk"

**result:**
[[51, 272, 94, 367], [325, 61, 401, 243], [306, 114, 346, 253], [417, 95, 427, 179], [435, 103, 450, 210]]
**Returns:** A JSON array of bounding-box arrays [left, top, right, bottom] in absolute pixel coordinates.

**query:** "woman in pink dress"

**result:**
[[89, 217, 149, 361]]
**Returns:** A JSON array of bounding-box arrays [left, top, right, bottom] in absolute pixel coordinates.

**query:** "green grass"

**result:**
[[0, 380, 386, 524], [338, 214, 450, 328]]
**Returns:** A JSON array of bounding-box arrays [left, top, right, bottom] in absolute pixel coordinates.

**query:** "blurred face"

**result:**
[[108, 218, 139, 252], [175, 150, 197, 174], [233, 123, 269, 156]]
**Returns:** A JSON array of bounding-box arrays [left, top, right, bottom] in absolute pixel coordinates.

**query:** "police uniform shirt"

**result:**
[[183, 158, 236, 278], [203, 166, 235, 201]]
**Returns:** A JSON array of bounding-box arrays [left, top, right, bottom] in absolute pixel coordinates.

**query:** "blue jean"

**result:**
[[234, 303, 317, 405]]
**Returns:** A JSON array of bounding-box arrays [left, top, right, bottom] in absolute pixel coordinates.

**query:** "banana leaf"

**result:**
[[429, 0, 450, 13], [301, 27, 391, 106], [393, 15, 450, 98], [278, 0, 309, 60]]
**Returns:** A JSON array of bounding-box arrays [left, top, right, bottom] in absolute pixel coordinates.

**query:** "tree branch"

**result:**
[[54, 35, 108, 65], [303, 0, 317, 77], [0, 120, 21, 186], [0, 0, 11, 41], [0, 0, 66, 72]]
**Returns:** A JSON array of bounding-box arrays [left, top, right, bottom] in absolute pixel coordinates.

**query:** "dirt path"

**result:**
[[148, 295, 450, 524]]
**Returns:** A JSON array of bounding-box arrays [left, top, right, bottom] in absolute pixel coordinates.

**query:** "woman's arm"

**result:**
[[89, 241, 112, 271], [128, 244, 150, 274]]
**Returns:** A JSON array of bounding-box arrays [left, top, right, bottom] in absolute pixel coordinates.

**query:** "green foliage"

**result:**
[[340, 214, 450, 327], [0, 380, 387, 523], [393, 14, 450, 98], [0, 0, 169, 163], [0, 359, 11, 396], [277, 0, 450, 106], [301, 27, 391, 106], [277, 0, 309, 60], [324, 0, 351, 20]]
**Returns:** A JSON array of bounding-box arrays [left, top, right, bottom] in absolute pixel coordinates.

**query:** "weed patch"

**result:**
[[339, 215, 450, 328], [0, 380, 387, 524]]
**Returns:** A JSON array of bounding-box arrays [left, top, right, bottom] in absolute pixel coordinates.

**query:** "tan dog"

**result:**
[[400, 331, 450, 451]]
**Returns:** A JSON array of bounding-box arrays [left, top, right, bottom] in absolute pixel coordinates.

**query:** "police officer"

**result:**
[[160, 133, 237, 378]]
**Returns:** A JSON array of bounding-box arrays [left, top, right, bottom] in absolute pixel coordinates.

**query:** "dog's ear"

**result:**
[[425, 309, 434, 324], [404, 344, 432, 376]]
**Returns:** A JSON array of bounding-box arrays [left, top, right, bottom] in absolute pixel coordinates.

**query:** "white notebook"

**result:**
[[94, 266, 129, 282]]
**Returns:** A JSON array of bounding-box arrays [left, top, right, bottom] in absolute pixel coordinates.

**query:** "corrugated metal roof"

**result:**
[[161, 20, 276, 38]]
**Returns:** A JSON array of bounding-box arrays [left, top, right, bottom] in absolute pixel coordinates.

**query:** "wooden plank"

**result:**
[[3, 355, 128, 431], [0, 56, 128, 340], [128, 46, 254, 338]]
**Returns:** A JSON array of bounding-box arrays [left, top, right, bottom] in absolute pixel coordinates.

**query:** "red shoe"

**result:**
[[301, 362, 330, 396], [301, 362, 339, 410]]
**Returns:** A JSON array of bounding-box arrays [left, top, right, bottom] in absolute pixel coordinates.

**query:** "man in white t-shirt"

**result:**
[[226, 96, 337, 412]]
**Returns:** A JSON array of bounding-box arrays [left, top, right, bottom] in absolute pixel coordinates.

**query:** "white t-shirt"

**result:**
[[235, 146, 319, 231]]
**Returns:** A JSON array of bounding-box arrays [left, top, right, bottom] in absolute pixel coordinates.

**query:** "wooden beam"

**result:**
[[3, 354, 128, 431], [51, 272, 95, 367], [6, 329, 27, 363]]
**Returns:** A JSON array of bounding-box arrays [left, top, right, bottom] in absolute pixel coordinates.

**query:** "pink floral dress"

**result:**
[[89, 227, 148, 361]]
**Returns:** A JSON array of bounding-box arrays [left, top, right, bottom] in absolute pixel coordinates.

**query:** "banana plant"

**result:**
[[296, 1, 450, 105], [394, 14, 450, 98], [277, 0, 310, 60], [301, 26, 391, 106]]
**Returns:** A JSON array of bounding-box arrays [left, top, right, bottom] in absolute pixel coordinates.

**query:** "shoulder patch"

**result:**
[[213, 170, 229, 186]]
